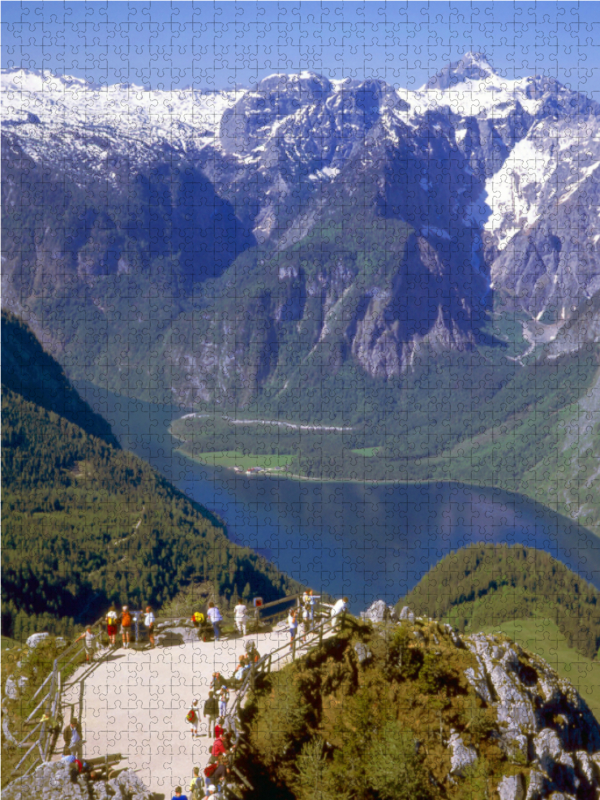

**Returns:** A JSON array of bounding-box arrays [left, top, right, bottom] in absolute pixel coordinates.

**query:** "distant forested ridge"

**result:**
[[397, 544, 600, 660], [1, 312, 302, 641]]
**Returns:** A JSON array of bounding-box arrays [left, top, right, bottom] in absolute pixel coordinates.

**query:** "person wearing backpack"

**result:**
[[106, 605, 118, 647], [189, 766, 204, 800], [187, 699, 200, 739], [120, 606, 132, 649]]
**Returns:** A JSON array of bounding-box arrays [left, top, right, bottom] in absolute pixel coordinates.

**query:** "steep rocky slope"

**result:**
[[242, 610, 600, 800]]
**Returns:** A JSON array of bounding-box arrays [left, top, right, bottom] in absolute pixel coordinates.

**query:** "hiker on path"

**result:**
[[288, 609, 298, 649], [202, 786, 217, 799], [207, 603, 223, 641], [210, 672, 227, 692], [187, 699, 200, 739], [144, 605, 156, 649], [245, 639, 260, 663], [63, 718, 83, 759], [120, 606, 132, 648], [172, 787, 188, 800], [214, 718, 225, 739], [218, 685, 229, 718], [210, 755, 231, 791], [212, 731, 233, 758], [189, 767, 204, 800], [75, 626, 97, 663], [203, 692, 218, 738], [234, 601, 248, 637], [106, 605, 118, 646]]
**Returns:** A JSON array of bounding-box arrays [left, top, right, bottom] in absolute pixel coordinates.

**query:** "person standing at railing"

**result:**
[[233, 601, 248, 637], [75, 626, 97, 663], [120, 606, 132, 649], [63, 718, 83, 759], [106, 605, 118, 647], [301, 589, 318, 631], [203, 692, 218, 738], [207, 603, 223, 642], [331, 596, 349, 628], [287, 609, 298, 649], [144, 605, 156, 649]]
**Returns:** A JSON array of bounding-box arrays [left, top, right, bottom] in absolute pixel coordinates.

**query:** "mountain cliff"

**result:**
[[2, 53, 599, 407]]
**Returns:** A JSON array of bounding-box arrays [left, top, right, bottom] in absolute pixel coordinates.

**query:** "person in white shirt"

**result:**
[[331, 597, 348, 619], [144, 605, 156, 649], [207, 603, 223, 641], [234, 602, 248, 637]]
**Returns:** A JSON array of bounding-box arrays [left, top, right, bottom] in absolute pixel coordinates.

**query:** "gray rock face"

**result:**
[[498, 774, 525, 800], [360, 600, 398, 624], [155, 626, 198, 647], [461, 633, 600, 798], [4, 675, 19, 699], [525, 771, 546, 800], [399, 606, 416, 623], [353, 642, 372, 664], [3, 762, 152, 800], [448, 730, 477, 776], [464, 654, 493, 704], [26, 632, 50, 648]]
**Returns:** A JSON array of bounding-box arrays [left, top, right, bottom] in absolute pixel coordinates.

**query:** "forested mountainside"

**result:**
[[397, 544, 600, 660], [1, 315, 302, 641], [1, 310, 118, 447]]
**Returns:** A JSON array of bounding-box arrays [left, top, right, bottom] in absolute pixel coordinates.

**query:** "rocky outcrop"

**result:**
[[498, 774, 525, 800], [363, 604, 600, 798], [3, 762, 152, 800], [448, 730, 477, 776], [360, 600, 399, 623]]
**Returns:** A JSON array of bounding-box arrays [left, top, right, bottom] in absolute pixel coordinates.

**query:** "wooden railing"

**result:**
[[224, 600, 345, 738], [9, 614, 106, 780], [8, 595, 343, 787]]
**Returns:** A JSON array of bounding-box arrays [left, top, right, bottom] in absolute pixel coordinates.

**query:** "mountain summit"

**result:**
[[422, 50, 496, 90]]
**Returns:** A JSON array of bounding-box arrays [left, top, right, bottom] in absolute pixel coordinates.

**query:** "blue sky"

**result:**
[[2, 1, 599, 97]]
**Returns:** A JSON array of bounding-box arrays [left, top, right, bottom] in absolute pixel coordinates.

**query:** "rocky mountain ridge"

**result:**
[[2, 52, 600, 405]]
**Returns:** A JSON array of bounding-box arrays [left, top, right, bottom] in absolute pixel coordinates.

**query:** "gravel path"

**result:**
[[59, 624, 327, 797]]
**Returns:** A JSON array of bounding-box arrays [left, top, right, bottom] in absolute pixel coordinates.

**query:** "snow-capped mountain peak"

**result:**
[[421, 51, 496, 92]]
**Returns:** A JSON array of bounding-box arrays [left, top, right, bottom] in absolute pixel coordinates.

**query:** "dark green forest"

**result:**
[[397, 544, 600, 660], [1, 312, 302, 642]]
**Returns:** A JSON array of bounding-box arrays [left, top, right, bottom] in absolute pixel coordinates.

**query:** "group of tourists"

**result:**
[[286, 589, 346, 648], [178, 670, 250, 799], [191, 601, 251, 642]]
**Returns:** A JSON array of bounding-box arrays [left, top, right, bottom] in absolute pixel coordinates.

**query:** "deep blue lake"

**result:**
[[78, 384, 600, 611]]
